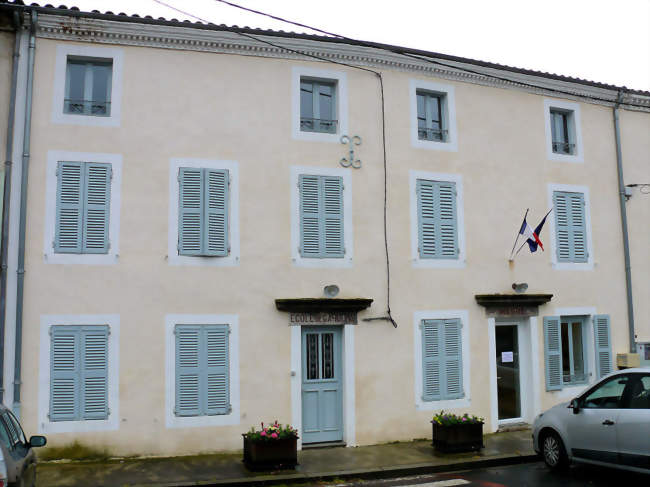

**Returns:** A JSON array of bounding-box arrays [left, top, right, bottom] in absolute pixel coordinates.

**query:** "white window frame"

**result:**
[[409, 170, 466, 268], [413, 310, 471, 411], [165, 314, 240, 429], [409, 79, 458, 152], [168, 158, 240, 267], [290, 165, 353, 268], [43, 151, 122, 265], [547, 183, 594, 270], [543, 99, 583, 163], [52, 44, 123, 127], [291, 66, 348, 143], [38, 314, 120, 434], [549, 306, 598, 400]]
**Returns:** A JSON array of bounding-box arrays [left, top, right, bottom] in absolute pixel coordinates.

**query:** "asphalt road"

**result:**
[[317, 461, 648, 486]]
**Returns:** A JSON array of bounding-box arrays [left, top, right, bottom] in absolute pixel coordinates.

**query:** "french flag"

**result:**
[[519, 215, 547, 252]]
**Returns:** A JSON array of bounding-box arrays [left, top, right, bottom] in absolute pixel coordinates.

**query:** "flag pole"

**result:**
[[514, 239, 528, 257], [509, 208, 528, 261]]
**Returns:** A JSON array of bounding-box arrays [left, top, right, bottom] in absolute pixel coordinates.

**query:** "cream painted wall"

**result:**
[[13, 36, 649, 456], [0, 29, 14, 214]]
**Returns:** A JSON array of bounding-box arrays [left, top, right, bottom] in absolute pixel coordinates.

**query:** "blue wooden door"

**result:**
[[301, 326, 343, 443]]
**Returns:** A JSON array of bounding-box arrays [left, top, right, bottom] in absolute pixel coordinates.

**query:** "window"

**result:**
[[300, 79, 337, 134], [417, 90, 446, 142], [544, 99, 583, 162], [49, 325, 109, 422], [582, 375, 627, 409], [409, 79, 458, 151], [553, 190, 588, 263], [421, 319, 463, 401], [178, 168, 229, 257], [544, 314, 612, 391], [64, 58, 112, 117], [175, 324, 230, 417], [299, 174, 344, 259], [52, 44, 123, 127], [416, 179, 458, 259], [54, 161, 111, 254]]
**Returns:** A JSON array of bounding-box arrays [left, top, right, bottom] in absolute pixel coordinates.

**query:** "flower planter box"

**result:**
[[242, 435, 298, 471], [431, 421, 484, 453]]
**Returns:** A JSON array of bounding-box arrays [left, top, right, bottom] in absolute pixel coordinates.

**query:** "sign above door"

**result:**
[[475, 293, 553, 318]]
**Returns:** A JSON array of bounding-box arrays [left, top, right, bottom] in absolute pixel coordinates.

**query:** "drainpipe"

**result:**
[[13, 9, 36, 418], [613, 91, 636, 354], [0, 11, 22, 405]]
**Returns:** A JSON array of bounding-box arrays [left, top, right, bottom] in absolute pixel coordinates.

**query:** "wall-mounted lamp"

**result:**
[[324, 285, 340, 298], [512, 282, 528, 293]]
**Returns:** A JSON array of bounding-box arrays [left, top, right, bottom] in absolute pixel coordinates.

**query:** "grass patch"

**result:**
[[37, 440, 111, 462]]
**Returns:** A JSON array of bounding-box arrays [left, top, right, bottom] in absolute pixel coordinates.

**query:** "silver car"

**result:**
[[533, 367, 650, 474], [0, 404, 46, 487]]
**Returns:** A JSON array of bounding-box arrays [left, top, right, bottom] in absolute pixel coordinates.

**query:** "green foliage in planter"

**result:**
[[243, 421, 298, 443], [432, 410, 484, 426]]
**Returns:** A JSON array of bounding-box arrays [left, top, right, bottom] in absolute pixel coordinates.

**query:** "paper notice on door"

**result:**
[[501, 351, 514, 363]]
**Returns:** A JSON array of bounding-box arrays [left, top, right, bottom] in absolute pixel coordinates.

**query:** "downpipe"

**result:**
[[0, 11, 22, 405], [13, 9, 37, 418], [613, 91, 636, 354]]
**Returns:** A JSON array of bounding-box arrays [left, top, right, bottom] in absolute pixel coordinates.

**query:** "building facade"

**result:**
[[0, 2, 649, 456]]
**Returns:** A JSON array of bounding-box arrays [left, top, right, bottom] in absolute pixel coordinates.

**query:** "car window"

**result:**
[[626, 374, 650, 409], [0, 417, 12, 450], [0, 414, 19, 447], [5, 412, 26, 445], [582, 375, 628, 409]]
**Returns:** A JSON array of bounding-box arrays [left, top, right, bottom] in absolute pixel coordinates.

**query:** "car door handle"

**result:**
[[602, 419, 615, 426]]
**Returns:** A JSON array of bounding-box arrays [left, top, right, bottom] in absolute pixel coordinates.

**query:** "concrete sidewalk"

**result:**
[[36, 429, 538, 487]]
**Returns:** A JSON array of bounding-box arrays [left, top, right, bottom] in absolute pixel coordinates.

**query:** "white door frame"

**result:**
[[488, 317, 541, 431], [290, 324, 355, 449]]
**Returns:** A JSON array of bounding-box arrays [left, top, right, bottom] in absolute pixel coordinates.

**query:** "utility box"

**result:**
[[617, 353, 640, 368], [636, 343, 650, 367]]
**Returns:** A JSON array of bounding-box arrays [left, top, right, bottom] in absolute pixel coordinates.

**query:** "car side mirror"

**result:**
[[28, 435, 46, 448], [570, 399, 580, 414]]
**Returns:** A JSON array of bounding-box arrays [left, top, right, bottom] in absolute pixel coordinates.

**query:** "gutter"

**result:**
[[0, 10, 21, 405], [12, 8, 36, 418], [613, 91, 636, 353]]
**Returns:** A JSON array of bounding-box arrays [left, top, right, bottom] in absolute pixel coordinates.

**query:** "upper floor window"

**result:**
[[416, 90, 447, 142], [544, 99, 583, 163], [553, 190, 588, 263], [299, 174, 344, 259], [416, 179, 458, 260], [300, 79, 337, 134], [64, 58, 113, 117]]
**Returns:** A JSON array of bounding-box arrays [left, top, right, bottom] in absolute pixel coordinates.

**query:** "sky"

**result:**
[[57, 0, 650, 91]]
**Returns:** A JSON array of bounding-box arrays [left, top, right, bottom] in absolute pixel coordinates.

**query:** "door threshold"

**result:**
[[302, 441, 346, 449], [497, 421, 530, 433]]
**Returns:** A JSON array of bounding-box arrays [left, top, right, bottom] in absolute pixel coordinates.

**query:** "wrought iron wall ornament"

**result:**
[[340, 135, 362, 168]]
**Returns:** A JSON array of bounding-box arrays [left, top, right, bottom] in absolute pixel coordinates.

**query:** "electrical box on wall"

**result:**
[[636, 343, 650, 367], [617, 352, 641, 368]]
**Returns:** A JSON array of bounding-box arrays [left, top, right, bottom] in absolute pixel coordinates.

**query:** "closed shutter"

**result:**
[[82, 326, 109, 420], [322, 176, 344, 257], [175, 325, 201, 416], [593, 315, 612, 379], [544, 316, 563, 391], [442, 319, 463, 399], [299, 175, 320, 257], [205, 170, 229, 256], [300, 175, 344, 258], [179, 168, 204, 256], [421, 320, 441, 401], [50, 326, 79, 421], [205, 325, 230, 415], [554, 191, 587, 263], [82, 163, 111, 253], [54, 162, 84, 253], [417, 180, 458, 259]]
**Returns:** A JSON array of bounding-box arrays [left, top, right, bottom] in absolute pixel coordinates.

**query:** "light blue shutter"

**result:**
[[594, 315, 612, 379], [82, 326, 109, 420], [421, 320, 441, 401], [54, 162, 84, 253], [300, 175, 321, 257], [179, 168, 203, 256], [175, 325, 201, 416], [554, 191, 587, 263], [323, 176, 344, 257], [82, 163, 111, 253], [417, 180, 458, 259], [205, 169, 229, 256], [443, 319, 463, 399], [544, 316, 563, 391], [50, 326, 79, 421], [205, 325, 230, 415]]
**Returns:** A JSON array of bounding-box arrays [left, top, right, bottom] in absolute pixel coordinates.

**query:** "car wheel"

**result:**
[[541, 431, 568, 471]]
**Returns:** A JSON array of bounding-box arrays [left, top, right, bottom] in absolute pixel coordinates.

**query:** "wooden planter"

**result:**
[[242, 435, 298, 471], [431, 421, 484, 453]]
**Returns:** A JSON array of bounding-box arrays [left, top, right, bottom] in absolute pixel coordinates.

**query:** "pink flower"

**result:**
[[260, 431, 266, 437], [271, 432, 278, 439]]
